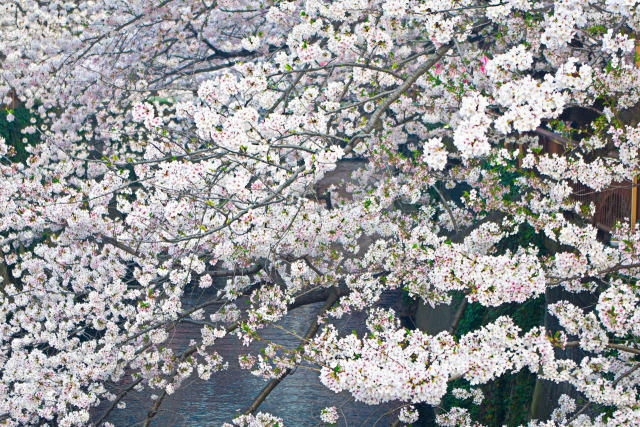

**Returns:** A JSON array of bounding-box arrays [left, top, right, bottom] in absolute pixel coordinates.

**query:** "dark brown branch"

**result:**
[[289, 286, 347, 311], [204, 262, 264, 277], [99, 235, 139, 256], [433, 184, 459, 233], [243, 289, 339, 415], [448, 298, 468, 336], [95, 377, 144, 427], [533, 127, 575, 147], [142, 347, 199, 427]]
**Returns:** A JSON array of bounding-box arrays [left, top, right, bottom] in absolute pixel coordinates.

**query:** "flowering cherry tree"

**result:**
[[1, 0, 640, 425]]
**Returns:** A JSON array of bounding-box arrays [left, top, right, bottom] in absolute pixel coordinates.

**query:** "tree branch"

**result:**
[[448, 298, 468, 336], [242, 289, 339, 415], [564, 341, 640, 356], [95, 377, 144, 427]]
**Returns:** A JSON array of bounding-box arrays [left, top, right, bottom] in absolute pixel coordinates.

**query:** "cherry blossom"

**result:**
[[1, 0, 640, 425]]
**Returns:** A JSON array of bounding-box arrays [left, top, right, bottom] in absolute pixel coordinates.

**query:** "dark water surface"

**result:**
[[99, 290, 403, 426]]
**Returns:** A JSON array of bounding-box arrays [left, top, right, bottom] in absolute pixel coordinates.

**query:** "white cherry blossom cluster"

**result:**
[[222, 412, 284, 427], [320, 406, 339, 424], [2, 0, 640, 424]]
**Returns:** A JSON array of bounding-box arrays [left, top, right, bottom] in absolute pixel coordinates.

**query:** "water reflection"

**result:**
[[98, 290, 403, 426]]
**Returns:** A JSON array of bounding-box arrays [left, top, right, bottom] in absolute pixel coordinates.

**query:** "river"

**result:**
[[97, 288, 404, 426]]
